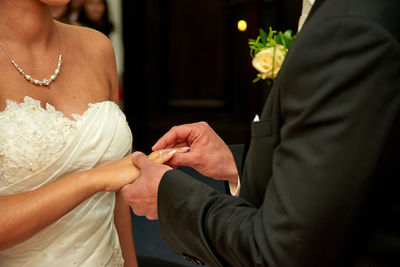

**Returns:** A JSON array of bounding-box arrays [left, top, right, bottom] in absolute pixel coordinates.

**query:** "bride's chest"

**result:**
[[0, 97, 79, 181]]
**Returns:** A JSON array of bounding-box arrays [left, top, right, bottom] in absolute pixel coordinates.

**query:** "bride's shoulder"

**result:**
[[55, 22, 118, 99], [57, 22, 114, 59]]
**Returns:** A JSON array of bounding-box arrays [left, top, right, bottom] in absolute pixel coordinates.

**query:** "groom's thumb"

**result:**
[[132, 151, 149, 170]]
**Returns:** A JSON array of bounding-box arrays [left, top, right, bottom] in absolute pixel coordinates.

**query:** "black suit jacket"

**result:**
[[157, 0, 400, 266]]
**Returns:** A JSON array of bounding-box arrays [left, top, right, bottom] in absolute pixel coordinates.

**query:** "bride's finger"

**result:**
[[147, 147, 190, 163]]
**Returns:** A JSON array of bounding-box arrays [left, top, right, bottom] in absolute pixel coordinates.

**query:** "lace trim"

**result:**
[[0, 96, 112, 187], [0, 96, 111, 122]]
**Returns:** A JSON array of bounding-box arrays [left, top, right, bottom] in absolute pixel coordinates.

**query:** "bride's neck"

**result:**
[[0, 0, 56, 51]]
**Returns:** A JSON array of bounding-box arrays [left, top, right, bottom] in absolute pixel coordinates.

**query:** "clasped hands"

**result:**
[[119, 121, 239, 220]]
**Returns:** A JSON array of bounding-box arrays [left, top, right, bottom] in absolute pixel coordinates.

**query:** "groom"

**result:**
[[122, 0, 400, 266]]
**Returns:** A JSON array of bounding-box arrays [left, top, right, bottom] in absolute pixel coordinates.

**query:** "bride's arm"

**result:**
[[0, 148, 187, 250], [115, 192, 138, 267], [0, 155, 139, 250]]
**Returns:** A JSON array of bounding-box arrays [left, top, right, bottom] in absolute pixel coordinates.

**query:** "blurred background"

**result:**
[[53, 0, 301, 265], [122, 0, 301, 153]]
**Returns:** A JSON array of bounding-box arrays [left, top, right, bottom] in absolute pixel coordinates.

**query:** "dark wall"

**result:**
[[122, 0, 301, 152]]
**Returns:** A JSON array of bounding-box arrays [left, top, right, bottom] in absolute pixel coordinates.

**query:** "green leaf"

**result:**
[[283, 30, 293, 38], [252, 77, 261, 83], [285, 39, 294, 49], [276, 33, 283, 46], [249, 48, 257, 58], [256, 42, 265, 49], [280, 32, 287, 47], [259, 29, 268, 44]]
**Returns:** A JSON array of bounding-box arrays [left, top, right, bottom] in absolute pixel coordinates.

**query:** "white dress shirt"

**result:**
[[298, 0, 316, 31]]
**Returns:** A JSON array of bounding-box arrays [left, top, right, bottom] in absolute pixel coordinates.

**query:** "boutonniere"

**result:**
[[249, 27, 296, 83]]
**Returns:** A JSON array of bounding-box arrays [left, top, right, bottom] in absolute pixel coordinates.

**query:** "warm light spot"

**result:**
[[237, 20, 247, 32]]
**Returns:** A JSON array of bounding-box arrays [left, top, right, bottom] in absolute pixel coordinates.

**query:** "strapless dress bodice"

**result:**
[[0, 96, 133, 266], [0, 96, 132, 192]]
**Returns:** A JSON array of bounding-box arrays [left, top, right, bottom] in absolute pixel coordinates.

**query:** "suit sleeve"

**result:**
[[229, 144, 245, 173], [158, 17, 400, 267]]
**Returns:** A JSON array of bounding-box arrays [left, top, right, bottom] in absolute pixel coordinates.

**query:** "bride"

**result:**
[[0, 0, 181, 266]]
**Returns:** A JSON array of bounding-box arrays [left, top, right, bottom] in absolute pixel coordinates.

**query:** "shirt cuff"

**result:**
[[229, 176, 240, 197]]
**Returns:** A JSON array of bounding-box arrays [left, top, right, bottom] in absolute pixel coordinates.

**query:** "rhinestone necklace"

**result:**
[[0, 27, 62, 87]]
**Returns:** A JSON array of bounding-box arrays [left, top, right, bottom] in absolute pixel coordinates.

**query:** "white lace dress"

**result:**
[[0, 96, 133, 266]]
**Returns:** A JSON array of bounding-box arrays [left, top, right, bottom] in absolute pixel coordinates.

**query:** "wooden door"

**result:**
[[122, 0, 300, 152]]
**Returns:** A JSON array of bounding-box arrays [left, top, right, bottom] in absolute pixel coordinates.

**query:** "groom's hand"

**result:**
[[120, 151, 172, 220], [152, 121, 238, 184]]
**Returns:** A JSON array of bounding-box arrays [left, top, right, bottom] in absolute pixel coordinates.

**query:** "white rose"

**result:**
[[251, 44, 287, 79]]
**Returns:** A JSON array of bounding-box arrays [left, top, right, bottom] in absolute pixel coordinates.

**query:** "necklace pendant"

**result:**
[[42, 79, 50, 86]]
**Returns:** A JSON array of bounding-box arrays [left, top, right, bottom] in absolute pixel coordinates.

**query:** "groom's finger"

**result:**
[[146, 212, 158, 220], [167, 149, 197, 167], [152, 129, 178, 150], [152, 124, 194, 150]]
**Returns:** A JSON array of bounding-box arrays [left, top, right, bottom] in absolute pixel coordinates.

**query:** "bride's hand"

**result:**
[[92, 147, 188, 192]]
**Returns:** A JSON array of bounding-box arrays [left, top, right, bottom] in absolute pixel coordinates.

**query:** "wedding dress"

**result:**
[[0, 96, 133, 266]]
